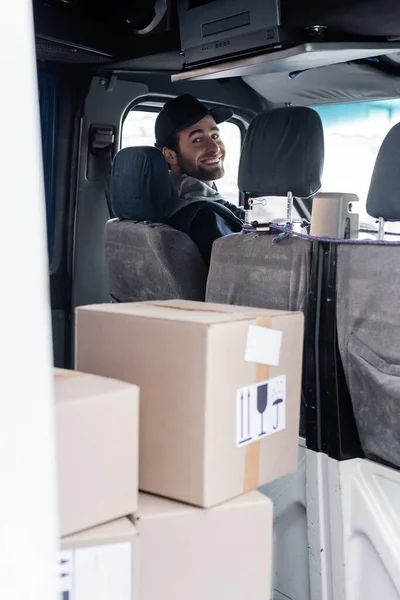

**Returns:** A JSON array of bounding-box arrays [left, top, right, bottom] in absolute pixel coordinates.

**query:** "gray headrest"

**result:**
[[111, 146, 173, 222], [367, 122, 400, 221], [238, 107, 324, 199]]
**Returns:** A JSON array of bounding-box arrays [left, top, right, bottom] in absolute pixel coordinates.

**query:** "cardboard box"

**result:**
[[60, 518, 138, 599], [59, 493, 272, 600], [135, 490, 273, 600], [54, 368, 139, 536], [75, 299, 304, 507]]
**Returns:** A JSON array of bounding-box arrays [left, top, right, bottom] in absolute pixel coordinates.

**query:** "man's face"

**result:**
[[164, 114, 226, 183]]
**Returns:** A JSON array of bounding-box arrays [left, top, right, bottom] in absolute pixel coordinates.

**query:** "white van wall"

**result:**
[[0, 1, 59, 599], [261, 441, 400, 600]]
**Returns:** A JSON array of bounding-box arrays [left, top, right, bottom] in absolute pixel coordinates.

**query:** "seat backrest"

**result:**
[[206, 106, 324, 314], [336, 123, 400, 468], [105, 146, 207, 302], [206, 232, 312, 312]]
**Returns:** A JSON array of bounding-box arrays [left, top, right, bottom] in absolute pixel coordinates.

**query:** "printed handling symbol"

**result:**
[[247, 388, 251, 437], [257, 383, 268, 436], [239, 389, 252, 444], [240, 391, 244, 439], [59, 552, 72, 598], [273, 398, 283, 430]]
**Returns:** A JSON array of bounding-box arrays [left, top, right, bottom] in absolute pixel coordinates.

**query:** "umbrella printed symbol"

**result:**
[[273, 398, 284, 429]]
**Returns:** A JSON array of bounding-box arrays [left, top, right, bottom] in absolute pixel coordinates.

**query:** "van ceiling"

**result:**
[[34, 0, 400, 106], [244, 61, 400, 106]]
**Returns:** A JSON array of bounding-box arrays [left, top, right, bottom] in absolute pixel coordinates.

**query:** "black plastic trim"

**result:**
[[318, 242, 364, 460]]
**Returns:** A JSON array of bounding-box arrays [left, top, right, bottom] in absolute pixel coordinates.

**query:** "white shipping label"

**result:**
[[245, 324, 283, 367], [236, 375, 286, 447], [58, 542, 132, 600]]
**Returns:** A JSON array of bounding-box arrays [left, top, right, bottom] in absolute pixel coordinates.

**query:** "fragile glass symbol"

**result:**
[[257, 382, 268, 436]]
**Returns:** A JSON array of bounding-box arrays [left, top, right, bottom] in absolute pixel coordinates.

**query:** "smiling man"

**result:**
[[154, 94, 244, 265]]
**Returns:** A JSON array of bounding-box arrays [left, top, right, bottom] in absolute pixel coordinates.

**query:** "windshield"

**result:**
[[313, 99, 400, 234]]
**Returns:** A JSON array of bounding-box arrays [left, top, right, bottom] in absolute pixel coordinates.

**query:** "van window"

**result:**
[[122, 108, 242, 206], [312, 99, 400, 232]]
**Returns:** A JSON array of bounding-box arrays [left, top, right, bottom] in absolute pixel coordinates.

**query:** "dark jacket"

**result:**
[[167, 173, 244, 266]]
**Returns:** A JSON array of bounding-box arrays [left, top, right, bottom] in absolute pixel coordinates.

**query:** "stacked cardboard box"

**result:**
[[60, 518, 139, 599], [64, 299, 304, 599], [54, 368, 139, 536], [54, 368, 140, 597]]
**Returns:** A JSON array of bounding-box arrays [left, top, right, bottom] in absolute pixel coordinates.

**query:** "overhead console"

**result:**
[[173, 0, 400, 82], [177, 0, 284, 67]]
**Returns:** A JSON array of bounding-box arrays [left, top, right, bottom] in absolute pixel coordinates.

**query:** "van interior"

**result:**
[[33, 1, 400, 598]]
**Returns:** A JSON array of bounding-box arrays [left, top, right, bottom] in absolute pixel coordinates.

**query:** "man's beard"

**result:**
[[177, 153, 225, 182]]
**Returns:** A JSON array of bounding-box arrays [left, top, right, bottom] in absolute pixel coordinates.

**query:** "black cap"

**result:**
[[155, 94, 233, 149]]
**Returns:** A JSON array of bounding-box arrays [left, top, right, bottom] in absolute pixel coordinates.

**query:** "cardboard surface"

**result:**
[[135, 491, 273, 600], [60, 518, 138, 599], [55, 368, 139, 536], [75, 299, 303, 507]]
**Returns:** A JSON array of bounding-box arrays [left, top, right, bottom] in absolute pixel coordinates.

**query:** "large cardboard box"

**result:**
[[60, 518, 138, 599], [135, 491, 273, 600], [75, 299, 304, 507], [54, 368, 139, 536]]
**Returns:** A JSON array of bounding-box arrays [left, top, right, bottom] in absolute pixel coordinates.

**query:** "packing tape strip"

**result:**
[[54, 369, 84, 381], [149, 302, 240, 316], [243, 317, 272, 494]]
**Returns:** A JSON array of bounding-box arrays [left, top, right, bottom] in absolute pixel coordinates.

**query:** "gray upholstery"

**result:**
[[206, 106, 322, 311], [337, 244, 400, 467], [106, 145, 208, 303], [336, 121, 400, 468], [206, 233, 311, 313], [207, 106, 323, 311], [106, 219, 207, 302]]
